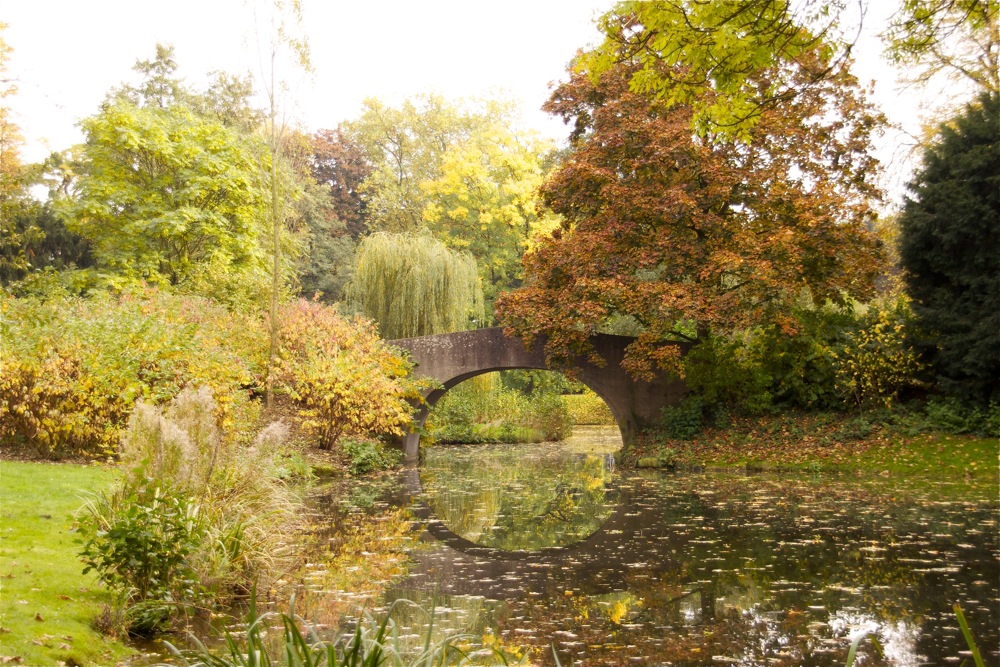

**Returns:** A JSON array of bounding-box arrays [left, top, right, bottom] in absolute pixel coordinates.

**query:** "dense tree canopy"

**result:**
[[346, 95, 558, 313], [346, 95, 502, 233], [54, 101, 274, 302], [421, 123, 559, 304], [498, 54, 885, 378], [898, 91, 1000, 403], [581, 0, 857, 138], [346, 231, 483, 340]]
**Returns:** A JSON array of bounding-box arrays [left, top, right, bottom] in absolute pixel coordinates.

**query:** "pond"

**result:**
[[341, 426, 1000, 666]]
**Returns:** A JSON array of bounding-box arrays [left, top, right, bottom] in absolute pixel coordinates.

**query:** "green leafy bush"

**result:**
[[428, 373, 572, 444], [922, 398, 1000, 437], [523, 392, 572, 441], [833, 298, 924, 408], [341, 438, 401, 476], [79, 480, 206, 635], [683, 333, 774, 414], [659, 397, 704, 440], [684, 301, 925, 415]]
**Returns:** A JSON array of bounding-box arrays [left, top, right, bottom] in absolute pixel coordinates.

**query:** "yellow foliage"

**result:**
[[834, 299, 924, 408]]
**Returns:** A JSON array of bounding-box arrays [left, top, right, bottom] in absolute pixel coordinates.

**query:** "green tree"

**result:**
[[580, 0, 856, 138], [882, 0, 999, 95], [53, 101, 274, 304], [0, 23, 37, 281], [346, 95, 512, 232], [110, 43, 264, 131], [347, 95, 557, 311], [345, 231, 483, 340], [898, 91, 1000, 404]]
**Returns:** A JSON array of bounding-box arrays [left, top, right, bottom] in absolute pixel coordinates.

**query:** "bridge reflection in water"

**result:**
[[395, 429, 713, 618], [376, 430, 999, 666]]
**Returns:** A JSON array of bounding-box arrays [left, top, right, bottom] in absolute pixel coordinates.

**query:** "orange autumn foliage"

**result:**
[[498, 54, 885, 379]]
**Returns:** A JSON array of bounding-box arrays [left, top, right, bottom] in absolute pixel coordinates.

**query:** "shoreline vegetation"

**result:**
[[2, 405, 995, 665]]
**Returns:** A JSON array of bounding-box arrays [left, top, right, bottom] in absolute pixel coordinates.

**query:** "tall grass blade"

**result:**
[[845, 631, 867, 667], [953, 603, 986, 667]]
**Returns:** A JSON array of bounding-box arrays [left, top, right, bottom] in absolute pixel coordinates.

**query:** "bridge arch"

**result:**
[[389, 327, 688, 460]]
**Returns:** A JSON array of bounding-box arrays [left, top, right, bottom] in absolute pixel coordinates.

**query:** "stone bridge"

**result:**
[[389, 327, 688, 460]]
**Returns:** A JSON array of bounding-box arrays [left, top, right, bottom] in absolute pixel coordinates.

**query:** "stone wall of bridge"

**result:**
[[389, 327, 689, 460]]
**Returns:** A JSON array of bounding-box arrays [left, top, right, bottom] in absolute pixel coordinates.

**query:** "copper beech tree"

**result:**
[[497, 54, 886, 380]]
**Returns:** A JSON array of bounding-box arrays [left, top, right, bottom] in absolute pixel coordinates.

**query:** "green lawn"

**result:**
[[0, 461, 133, 666]]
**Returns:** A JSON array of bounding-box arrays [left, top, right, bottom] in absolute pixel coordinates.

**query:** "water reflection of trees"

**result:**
[[399, 463, 998, 666], [420, 443, 617, 551]]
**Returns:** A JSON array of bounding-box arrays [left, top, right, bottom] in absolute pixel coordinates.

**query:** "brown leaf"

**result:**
[[0, 656, 23, 664], [57, 595, 72, 601], [34, 613, 44, 622]]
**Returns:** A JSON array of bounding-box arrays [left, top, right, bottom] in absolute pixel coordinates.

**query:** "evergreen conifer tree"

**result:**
[[899, 91, 1000, 403]]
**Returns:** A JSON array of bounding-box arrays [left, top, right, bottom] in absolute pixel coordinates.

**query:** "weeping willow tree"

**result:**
[[346, 231, 484, 339]]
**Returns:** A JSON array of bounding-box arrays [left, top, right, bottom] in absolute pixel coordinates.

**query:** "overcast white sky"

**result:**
[[1, 0, 952, 204]]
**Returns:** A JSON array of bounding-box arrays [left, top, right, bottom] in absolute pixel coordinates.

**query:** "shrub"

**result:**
[[0, 289, 263, 459], [276, 300, 419, 450], [79, 480, 206, 635], [833, 298, 924, 408], [659, 396, 704, 440], [428, 373, 572, 444], [683, 301, 924, 415], [683, 332, 774, 415], [341, 437, 401, 475], [79, 387, 297, 635], [922, 398, 1000, 437], [523, 392, 572, 441], [562, 389, 616, 425]]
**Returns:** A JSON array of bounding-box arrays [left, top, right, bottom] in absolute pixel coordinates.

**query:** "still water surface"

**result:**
[[366, 426, 1000, 666]]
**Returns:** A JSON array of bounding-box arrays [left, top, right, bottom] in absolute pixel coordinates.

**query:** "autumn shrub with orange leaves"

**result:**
[[0, 289, 264, 459], [274, 299, 424, 450]]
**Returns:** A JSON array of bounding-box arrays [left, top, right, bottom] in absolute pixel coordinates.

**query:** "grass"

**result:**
[[856, 432, 998, 478], [0, 460, 134, 666]]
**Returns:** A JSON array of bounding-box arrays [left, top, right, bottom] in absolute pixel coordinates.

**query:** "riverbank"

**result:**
[[629, 409, 998, 485]]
